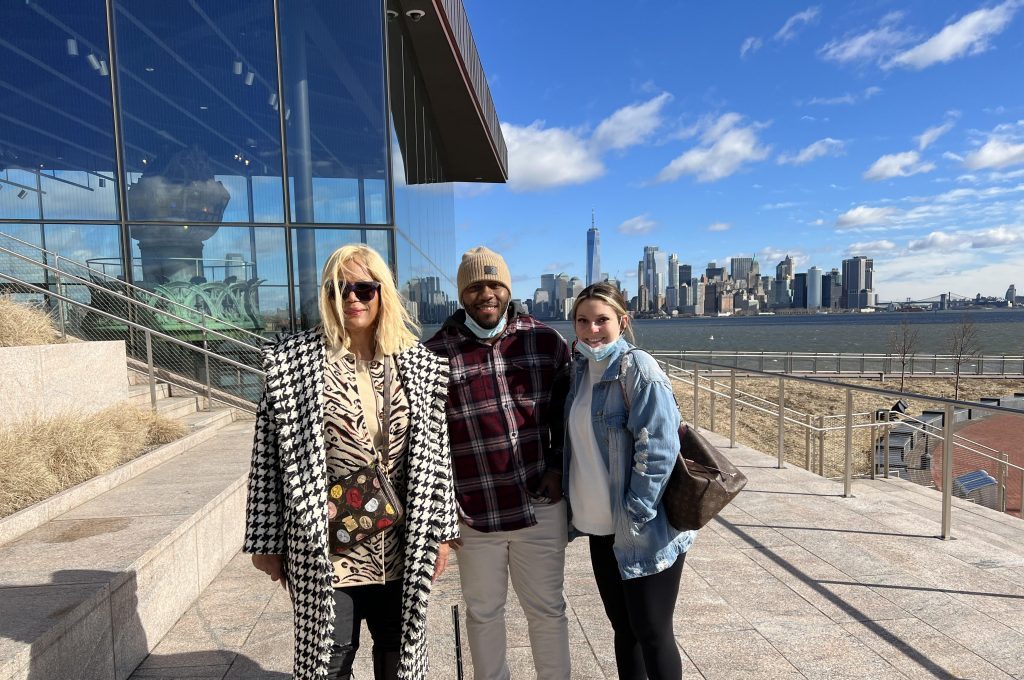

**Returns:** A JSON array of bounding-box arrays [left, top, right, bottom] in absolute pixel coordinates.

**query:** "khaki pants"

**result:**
[[456, 501, 571, 680]]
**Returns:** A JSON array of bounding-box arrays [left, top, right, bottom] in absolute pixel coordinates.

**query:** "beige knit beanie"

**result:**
[[457, 246, 512, 300]]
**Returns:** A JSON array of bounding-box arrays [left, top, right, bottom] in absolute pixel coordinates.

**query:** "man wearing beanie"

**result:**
[[426, 246, 571, 680]]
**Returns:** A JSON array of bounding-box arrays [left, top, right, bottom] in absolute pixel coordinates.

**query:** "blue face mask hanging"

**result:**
[[575, 339, 618, 362], [464, 306, 508, 339]]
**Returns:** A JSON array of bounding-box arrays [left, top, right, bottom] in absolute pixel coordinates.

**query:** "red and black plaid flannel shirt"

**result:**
[[425, 310, 570, 532]]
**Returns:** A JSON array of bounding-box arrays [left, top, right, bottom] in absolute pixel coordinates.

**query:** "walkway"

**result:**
[[130, 430, 1024, 679]]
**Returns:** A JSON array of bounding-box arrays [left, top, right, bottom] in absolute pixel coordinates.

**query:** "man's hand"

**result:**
[[251, 554, 287, 589], [534, 470, 563, 503]]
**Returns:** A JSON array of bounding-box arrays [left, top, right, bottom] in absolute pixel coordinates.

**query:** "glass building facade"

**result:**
[[1, 0, 505, 334]]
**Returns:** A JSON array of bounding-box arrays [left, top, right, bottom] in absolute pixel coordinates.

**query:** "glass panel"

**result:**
[[279, 0, 389, 225], [0, 0, 119, 221], [290, 227, 364, 328], [127, 224, 289, 334], [114, 1, 284, 223]]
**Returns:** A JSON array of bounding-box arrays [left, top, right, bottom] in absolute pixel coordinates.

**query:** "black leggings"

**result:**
[[589, 535, 685, 680], [328, 579, 403, 680]]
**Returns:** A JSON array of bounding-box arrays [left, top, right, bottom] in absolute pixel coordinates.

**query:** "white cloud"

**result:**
[[617, 214, 657, 235], [707, 222, 731, 232], [501, 92, 674, 192], [778, 137, 845, 165], [915, 121, 955, 150], [908, 225, 1022, 251], [907, 231, 961, 251], [592, 92, 673, 151], [964, 137, 1024, 170], [657, 112, 771, 183], [805, 86, 882, 106], [887, 0, 1021, 70], [819, 11, 915, 65], [836, 205, 898, 229], [502, 121, 604, 192], [874, 250, 1022, 300], [846, 239, 896, 254], [863, 150, 936, 180], [775, 6, 821, 42], [740, 36, 763, 58], [944, 151, 966, 162], [970, 225, 1022, 247]]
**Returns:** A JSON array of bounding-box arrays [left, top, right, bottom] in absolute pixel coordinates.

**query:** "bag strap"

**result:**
[[378, 359, 393, 471], [616, 347, 684, 419]]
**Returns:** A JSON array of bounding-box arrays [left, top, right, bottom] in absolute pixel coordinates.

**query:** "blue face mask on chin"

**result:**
[[575, 338, 618, 362], [464, 306, 508, 339]]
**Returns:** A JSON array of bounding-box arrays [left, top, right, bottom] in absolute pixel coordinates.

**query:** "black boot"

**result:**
[[372, 649, 400, 680]]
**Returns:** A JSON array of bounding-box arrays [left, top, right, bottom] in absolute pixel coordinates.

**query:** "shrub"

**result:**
[[0, 295, 60, 347]]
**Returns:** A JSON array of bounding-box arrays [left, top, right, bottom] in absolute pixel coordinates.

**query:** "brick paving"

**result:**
[[131, 430, 1024, 679]]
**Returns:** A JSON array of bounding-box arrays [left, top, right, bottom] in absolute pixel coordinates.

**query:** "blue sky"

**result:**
[[456, 0, 1024, 303]]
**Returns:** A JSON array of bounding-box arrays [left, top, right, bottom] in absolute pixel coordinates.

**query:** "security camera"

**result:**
[[405, 9, 426, 22]]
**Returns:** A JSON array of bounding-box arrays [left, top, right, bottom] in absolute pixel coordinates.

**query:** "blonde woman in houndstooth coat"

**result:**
[[244, 244, 458, 680]]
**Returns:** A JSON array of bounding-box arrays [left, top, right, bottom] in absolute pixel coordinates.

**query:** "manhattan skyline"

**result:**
[[455, 1, 1024, 303]]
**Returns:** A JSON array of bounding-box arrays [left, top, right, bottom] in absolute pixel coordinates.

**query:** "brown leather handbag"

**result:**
[[618, 349, 747, 531]]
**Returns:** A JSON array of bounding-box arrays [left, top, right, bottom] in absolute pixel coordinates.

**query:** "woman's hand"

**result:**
[[251, 553, 288, 589], [433, 540, 460, 582]]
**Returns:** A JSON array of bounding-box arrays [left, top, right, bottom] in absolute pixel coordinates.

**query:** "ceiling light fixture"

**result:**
[[267, 92, 277, 107], [386, 9, 398, 20], [86, 53, 100, 70], [17, 189, 28, 199], [405, 9, 426, 22], [145, 66, 155, 72], [98, 60, 109, 76], [244, 71, 255, 86], [66, 38, 78, 56], [233, 60, 243, 75]]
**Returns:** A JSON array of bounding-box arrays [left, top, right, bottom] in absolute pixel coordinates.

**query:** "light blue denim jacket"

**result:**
[[562, 338, 696, 579]]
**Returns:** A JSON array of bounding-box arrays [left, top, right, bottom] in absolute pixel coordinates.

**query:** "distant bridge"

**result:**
[[874, 292, 974, 308]]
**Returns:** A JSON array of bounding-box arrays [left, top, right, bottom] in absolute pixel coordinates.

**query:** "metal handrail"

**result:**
[[0, 272, 265, 413], [0, 244, 263, 354], [661, 356, 1024, 536], [0, 230, 265, 345]]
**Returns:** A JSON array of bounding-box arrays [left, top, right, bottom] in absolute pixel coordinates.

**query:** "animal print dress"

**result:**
[[323, 350, 411, 586]]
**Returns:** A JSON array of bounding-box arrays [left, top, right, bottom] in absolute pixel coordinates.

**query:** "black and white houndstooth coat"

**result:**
[[243, 329, 458, 679]]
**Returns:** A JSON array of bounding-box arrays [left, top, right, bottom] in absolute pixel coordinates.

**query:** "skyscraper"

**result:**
[[586, 211, 601, 286], [642, 246, 669, 308], [841, 256, 874, 309], [731, 257, 753, 284], [807, 266, 822, 309]]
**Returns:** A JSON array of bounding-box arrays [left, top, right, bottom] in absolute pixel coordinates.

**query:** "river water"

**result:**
[[427, 310, 1024, 355]]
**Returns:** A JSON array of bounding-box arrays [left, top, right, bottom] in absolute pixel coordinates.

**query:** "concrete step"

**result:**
[[127, 382, 170, 406], [0, 419, 255, 680], [154, 395, 201, 421]]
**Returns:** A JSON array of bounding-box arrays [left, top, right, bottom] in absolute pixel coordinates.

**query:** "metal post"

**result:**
[[145, 330, 157, 412], [54, 270, 66, 339], [202, 330, 212, 411], [999, 453, 1008, 513], [777, 376, 785, 468], [692, 363, 700, 431], [884, 416, 891, 479], [869, 410, 877, 480], [759, 351, 765, 371], [931, 355, 937, 374], [860, 353, 866, 374], [729, 369, 737, 448], [844, 388, 853, 498], [817, 415, 825, 476], [978, 356, 984, 375], [709, 377, 717, 432], [941, 404, 954, 540], [786, 352, 793, 374], [804, 413, 811, 470]]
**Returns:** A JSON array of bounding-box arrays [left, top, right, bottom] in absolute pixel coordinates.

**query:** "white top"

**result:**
[[568, 356, 615, 536]]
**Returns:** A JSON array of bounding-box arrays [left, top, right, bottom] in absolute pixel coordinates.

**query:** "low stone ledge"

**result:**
[[0, 341, 128, 427]]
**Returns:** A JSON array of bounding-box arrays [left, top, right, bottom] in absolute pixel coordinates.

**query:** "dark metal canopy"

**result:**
[[394, 0, 508, 183]]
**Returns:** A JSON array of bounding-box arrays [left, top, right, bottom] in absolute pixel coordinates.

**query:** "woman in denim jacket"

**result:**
[[562, 282, 696, 680]]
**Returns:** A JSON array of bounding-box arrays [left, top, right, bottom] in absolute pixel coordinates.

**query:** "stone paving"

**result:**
[[129, 430, 1024, 679]]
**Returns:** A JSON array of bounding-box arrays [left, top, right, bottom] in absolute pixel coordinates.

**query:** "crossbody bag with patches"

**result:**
[[326, 361, 405, 552]]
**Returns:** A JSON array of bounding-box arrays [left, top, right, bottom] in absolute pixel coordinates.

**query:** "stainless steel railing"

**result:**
[[0, 230, 265, 346], [658, 356, 1024, 539], [1, 244, 266, 412], [650, 349, 1024, 377]]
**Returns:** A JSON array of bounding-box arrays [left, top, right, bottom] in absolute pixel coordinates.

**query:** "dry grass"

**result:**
[[0, 295, 61, 347], [0, 405, 187, 517]]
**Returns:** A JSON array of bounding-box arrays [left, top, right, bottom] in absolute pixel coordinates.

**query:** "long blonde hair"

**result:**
[[318, 244, 420, 355], [570, 282, 636, 343]]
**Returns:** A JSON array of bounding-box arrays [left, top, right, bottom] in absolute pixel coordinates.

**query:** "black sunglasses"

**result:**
[[325, 280, 380, 302]]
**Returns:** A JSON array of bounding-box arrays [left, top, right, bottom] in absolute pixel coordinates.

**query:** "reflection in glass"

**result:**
[[128, 225, 289, 334], [115, 1, 284, 223], [280, 0, 389, 225], [290, 228, 392, 329], [0, 0, 119, 221]]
